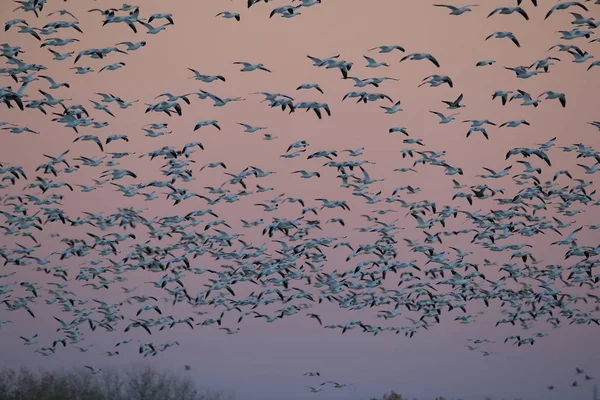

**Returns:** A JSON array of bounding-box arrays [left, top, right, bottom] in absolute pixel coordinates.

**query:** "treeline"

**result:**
[[0, 363, 233, 400]]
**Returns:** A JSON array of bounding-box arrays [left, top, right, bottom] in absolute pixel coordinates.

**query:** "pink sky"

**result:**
[[1, 0, 600, 399]]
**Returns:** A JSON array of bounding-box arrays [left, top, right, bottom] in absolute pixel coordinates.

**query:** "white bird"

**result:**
[[368, 45, 405, 53], [485, 31, 520, 47], [48, 48, 74, 60], [476, 60, 496, 67], [297, 83, 323, 93], [194, 120, 221, 131], [70, 66, 93, 74], [499, 120, 530, 128], [20, 334, 38, 345], [216, 11, 240, 21], [99, 62, 126, 73], [200, 162, 227, 171], [433, 4, 479, 15], [492, 90, 513, 105], [488, 7, 529, 20], [116, 41, 146, 51], [84, 366, 102, 374], [233, 62, 271, 72], [430, 111, 459, 124], [293, 170, 321, 178], [578, 163, 600, 174], [389, 126, 409, 135], [38, 75, 70, 89], [238, 123, 267, 133], [545, 2, 588, 20], [400, 53, 440, 67], [135, 21, 168, 35], [538, 91, 566, 107], [364, 55, 389, 68], [380, 101, 402, 114]]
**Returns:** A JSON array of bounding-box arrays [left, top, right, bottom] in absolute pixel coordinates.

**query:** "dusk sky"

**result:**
[[1, 0, 600, 399]]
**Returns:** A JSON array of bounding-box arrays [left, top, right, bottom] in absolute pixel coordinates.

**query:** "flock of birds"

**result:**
[[1, 0, 600, 397]]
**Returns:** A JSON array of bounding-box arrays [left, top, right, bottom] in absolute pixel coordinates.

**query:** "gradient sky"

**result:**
[[1, 0, 600, 399]]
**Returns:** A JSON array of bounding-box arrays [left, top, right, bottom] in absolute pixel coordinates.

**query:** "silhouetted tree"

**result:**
[[0, 364, 233, 400], [371, 391, 405, 400]]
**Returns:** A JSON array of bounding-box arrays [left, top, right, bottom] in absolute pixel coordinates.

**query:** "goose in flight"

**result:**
[[558, 29, 593, 41], [188, 69, 226, 82], [344, 148, 364, 157], [420, 74, 453, 88], [293, 170, 321, 178], [216, 11, 241, 21], [5, 19, 27, 32], [84, 366, 102, 375], [499, 120, 530, 128], [476, 60, 496, 67], [20, 334, 38, 345], [194, 120, 221, 131], [389, 126, 409, 135], [70, 66, 93, 74], [364, 55, 389, 68], [492, 90, 513, 105], [307, 53, 341, 67], [530, 56, 561, 72], [238, 123, 267, 133], [106, 134, 129, 144], [345, 77, 379, 88], [380, 100, 402, 114], [577, 163, 600, 174], [148, 13, 175, 25], [270, 5, 301, 18], [588, 60, 600, 71], [400, 53, 440, 67], [488, 7, 529, 20], [248, 0, 272, 8], [442, 93, 465, 109], [73, 135, 104, 151], [48, 9, 78, 20], [38, 75, 70, 89], [545, 2, 588, 20], [568, 48, 593, 64], [516, 160, 542, 175], [48, 49, 74, 61], [156, 93, 193, 105], [233, 62, 271, 72], [368, 45, 405, 53], [116, 99, 139, 109], [43, 20, 83, 34], [297, 83, 323, 93], [486, 31, 520, 47], [137, 21, 170, 35], [90, 100, 114, 117], [41, 37, 80, 47], [433, 4, 479, 15], [538, 91, 566, 107], [116, 41, 146, 51], [430, 111, 459, 124], [293, 0, 322, 6], [0, 320, 14, 329], [99, 62, 126, 73], [505, 66, 544, 79], [510, 90, 541, 107], [2, 126, 39, 135]]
